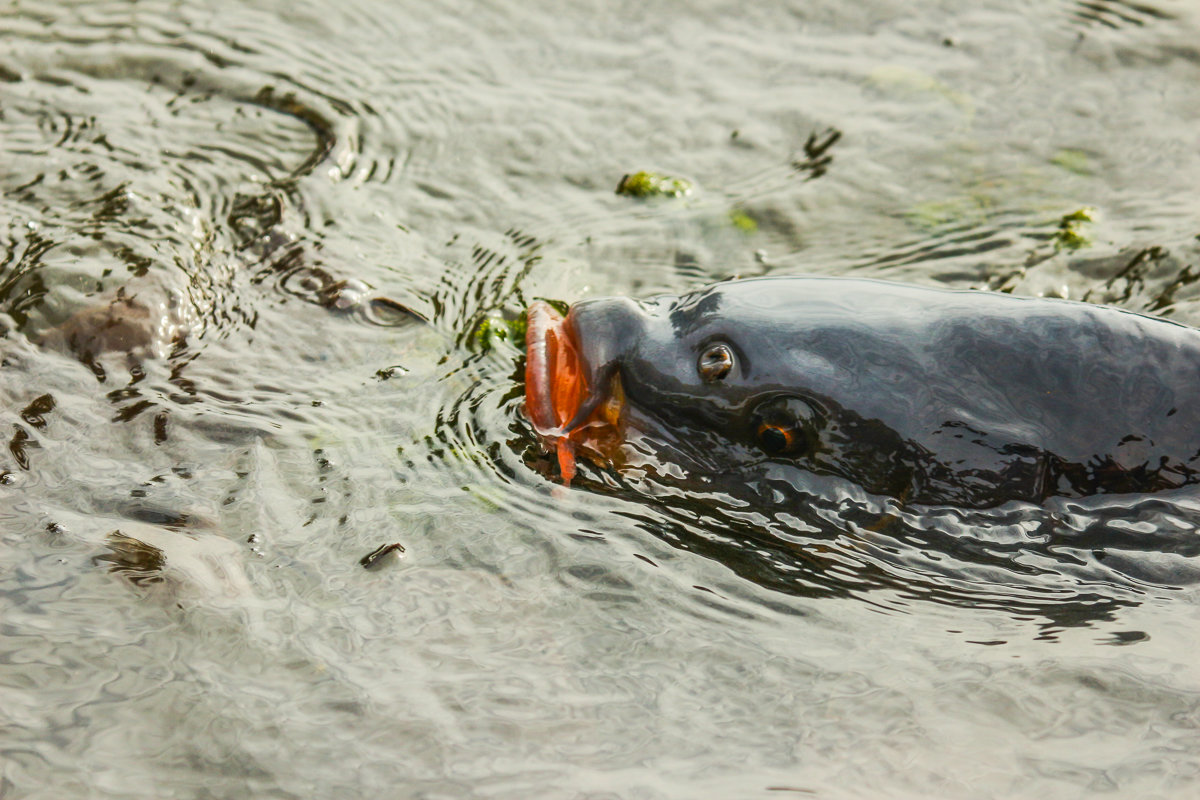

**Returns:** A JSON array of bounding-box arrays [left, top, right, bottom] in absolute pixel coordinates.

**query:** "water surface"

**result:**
[[3, 1, 1200, 797]]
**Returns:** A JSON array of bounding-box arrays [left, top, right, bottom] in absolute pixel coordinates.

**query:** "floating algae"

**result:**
[[615, 170, 692, 199]]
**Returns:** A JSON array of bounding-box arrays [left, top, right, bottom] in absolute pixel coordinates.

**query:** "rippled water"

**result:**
[[3, 0, 1200, 797]]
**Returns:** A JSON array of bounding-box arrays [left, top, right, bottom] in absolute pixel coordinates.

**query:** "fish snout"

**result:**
[[564, 296, 648, 356]]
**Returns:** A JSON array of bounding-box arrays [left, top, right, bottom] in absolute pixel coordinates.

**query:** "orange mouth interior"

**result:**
[[525, 301, 623, 482]]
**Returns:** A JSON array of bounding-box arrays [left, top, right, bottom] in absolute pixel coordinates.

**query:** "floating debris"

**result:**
[[1051, 149, 1092, 176], [1056, 207, 1096, 250], [615, 170, 692, 199], [791, 128, 842, 180], [728, 208, 758, 233], [360, 542, 406, 571], [469, 313, 528, 353]]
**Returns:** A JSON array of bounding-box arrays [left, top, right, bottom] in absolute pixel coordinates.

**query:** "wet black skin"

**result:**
[[563, 276, 1200, 508]]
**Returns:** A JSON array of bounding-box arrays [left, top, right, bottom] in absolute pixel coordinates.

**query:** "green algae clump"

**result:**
[[469, 313, 529, 353], [728, 208, 758, 233], [1055, 207, 1096, 251], [1051, 149, 1092, 176], [615, 171, 692, 199]]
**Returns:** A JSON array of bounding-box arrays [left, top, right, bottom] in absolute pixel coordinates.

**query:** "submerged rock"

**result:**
[[37, 284, 192, 363]]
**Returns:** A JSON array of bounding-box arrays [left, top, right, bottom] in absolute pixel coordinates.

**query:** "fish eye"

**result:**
[[752, 396, 819, 456], [756, 422, 797, 455], [697, 342, 734, 382]]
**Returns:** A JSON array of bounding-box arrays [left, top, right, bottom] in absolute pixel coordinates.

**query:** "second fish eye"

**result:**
[[697, 343, 734, 382], [751, 396, 820, 457]]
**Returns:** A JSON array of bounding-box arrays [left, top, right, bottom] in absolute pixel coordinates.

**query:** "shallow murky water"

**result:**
[[3, 1, 1200, 797]]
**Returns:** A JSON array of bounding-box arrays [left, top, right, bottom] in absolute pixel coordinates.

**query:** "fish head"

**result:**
[[524, 280, 860, 485]]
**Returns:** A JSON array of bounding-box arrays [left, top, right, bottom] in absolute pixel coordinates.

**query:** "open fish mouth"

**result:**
[[524, 301, 624, 482]]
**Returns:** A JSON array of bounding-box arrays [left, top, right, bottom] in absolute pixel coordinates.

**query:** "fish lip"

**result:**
[[524, 300, 624, 481], [525, 301, 575, 436], [525, 300, 609, 436]]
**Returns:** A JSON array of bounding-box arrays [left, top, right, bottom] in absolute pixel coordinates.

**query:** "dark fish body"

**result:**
[[527, 277, 1200, 507]]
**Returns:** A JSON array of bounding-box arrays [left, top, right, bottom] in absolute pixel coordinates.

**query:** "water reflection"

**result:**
[[539, 451, 1200, 636], [4, 0, 1200, 796]]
